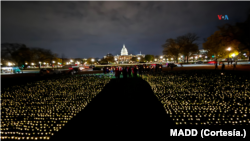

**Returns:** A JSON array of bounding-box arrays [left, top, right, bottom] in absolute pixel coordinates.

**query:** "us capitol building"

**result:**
[[113, 44, 145, 63]]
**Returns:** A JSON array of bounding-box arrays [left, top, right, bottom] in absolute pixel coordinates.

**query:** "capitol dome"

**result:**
[[121, 44, 128, 55]]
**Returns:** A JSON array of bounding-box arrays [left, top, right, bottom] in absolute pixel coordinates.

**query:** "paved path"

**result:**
[[50, 77, 174, 140]]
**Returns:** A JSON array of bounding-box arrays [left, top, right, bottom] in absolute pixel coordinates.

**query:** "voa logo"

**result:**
[[170, 129, 198, 136], [218, 15, 229, 20]]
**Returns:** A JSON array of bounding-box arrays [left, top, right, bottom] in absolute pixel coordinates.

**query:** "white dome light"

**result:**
[[121, 44, 128, 55]]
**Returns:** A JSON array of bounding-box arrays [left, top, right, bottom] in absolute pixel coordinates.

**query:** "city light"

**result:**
[[52, 61, 55, 63], [205, 56, 207, 58], [8, 62, 12, 66], [39, 62, 41, 64], [227, 47, 231, 51], [195, 56, 197, 59], [25, 63, 28, 65], [91, 59, 94, 62], [171, 58, 173, 60], [43, 62, 46, 65], [199, 55, 202, 57], [31, 63, 34, 65], [232, 53, 235, 57], [155, 59, 157, 61], [160, 56, 163, 59]]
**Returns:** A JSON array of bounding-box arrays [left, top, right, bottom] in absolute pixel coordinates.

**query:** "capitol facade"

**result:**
[[114, 44, 145, 63]]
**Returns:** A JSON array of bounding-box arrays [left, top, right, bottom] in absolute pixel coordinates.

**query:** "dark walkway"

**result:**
[[50, 77, 174, 140]]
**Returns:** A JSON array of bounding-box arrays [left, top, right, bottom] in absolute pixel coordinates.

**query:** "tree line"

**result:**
[[162, 11, 250, 62], [1, 43, 61, 68]]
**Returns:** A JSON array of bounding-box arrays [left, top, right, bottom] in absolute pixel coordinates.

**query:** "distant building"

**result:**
[[113, 44, 145, 62], [199, 49, 208, 54]]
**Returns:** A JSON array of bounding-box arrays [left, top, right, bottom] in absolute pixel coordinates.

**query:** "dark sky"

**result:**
[[2, 1, 250, 58]]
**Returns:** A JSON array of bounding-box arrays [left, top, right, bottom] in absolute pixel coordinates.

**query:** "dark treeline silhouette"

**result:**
[[1, 43, 60, 68]]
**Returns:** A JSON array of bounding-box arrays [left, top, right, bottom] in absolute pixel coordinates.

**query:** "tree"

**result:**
[[203, 30, 240, 60], [106, 56, 114, 63], [31, 48, 55, 66], [219, 11, 250, 60], [1, 43, 34, 67], [162, 38, 181, 63], [86, 58, 95, 65], [100, 58, 108, 64], [179, 33, 199, 63], [145, 55, 154, 62]]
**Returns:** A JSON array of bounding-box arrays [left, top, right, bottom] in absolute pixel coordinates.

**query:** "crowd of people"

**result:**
[[102, 64, 163, 78], [143, 70, 250, 125], [215, 60, 237, 70], [1, 75, 111, 140]]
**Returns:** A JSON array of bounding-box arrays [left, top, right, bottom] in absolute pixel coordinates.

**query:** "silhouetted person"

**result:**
[[233, 63, 236, 70], [106, 67, 109, 73], [118, 67, 122, 79], [103, 66, 106, 74], [215, 63, 218, 70], [122, 67, 127, 78], [128, 67, 132, 78], [231, 61, 233, 66], [159, 65, 162, 73], [150, 66, 153, 74], [228, 61, 229, 66], [146, 66, 149, 73], [170, 64, 173, 70], [115, 67, 119, 79], [139, 66, 142, 77], [222, 63, 225, 70], [134, 66, 138, 77]]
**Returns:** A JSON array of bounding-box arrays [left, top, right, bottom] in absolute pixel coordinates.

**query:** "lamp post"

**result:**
[[39, 62, 41, 69], [160, 56, 163, 62], [91, 59, 94, 67], [138, 57, 140, 64], [52, 61, 55, 69], [227, 47, 231, 61], [232, 53, 235, 61], [57, 62, 60, 69], [115, 58, 117, 64]]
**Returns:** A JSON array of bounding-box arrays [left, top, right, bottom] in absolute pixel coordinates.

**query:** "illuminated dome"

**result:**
[[121, 44, 128, 55]]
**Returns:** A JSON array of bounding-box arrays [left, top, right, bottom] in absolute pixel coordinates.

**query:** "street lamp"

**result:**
[[138, 57, 140, 63], [91, 59, 94, 67], [58, 62, 60, 69], [155, 59, 157, 62], [232, 53, 235, 61], [39, 62, 41, 69], [227, 47, 231, 61], [52, 61, 55, 69]]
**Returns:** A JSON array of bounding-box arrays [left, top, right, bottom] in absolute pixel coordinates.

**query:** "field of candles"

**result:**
[[1, 70, 250, 140], [1, 75, 111, 140], [143, 70, 250, 125]]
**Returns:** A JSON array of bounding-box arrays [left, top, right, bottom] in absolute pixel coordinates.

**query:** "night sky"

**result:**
[[2, 1, 250, 58]]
